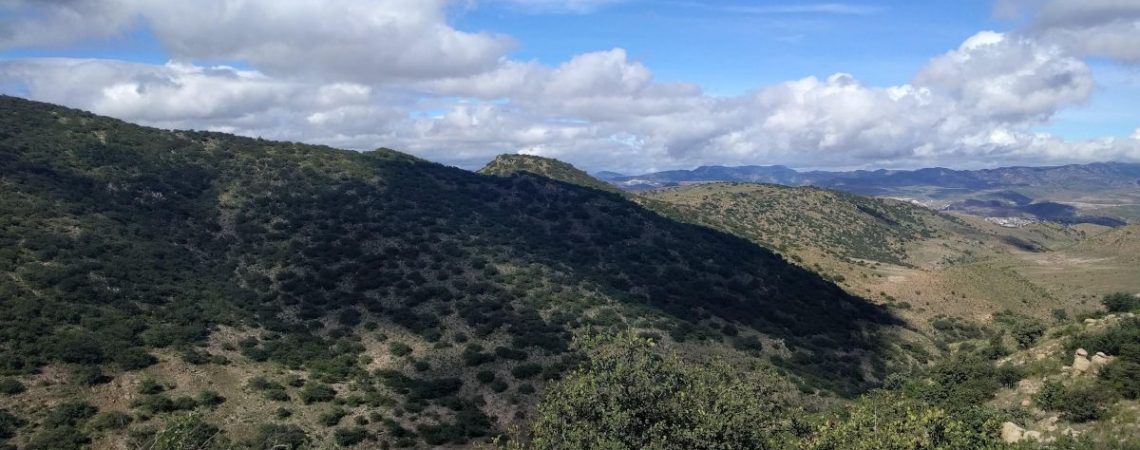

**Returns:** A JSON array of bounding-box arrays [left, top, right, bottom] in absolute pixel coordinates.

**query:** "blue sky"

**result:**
[[460, 1, 1000, 89], [0, 0, 1137, 172]]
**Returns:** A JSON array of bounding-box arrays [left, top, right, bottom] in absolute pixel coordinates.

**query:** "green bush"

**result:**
[[24, 426, 90, 450], [0, 409, 26, 440], [143, 412, 227, 450], [89, 411, 133, 431], [0, 379, 24, 396], [44, 401, 98, 428], [139, 378, 166, 395], [246, 424, 308, 450], [513, 333, 793, 450], [1035, 381, 1117, 422], [197, 390, 226, 407], [1102, 292, 1140, 313], [334, 427, 369, 446], [511, 363, 543, 380], [299, 383, 337, 404], [389, 342, 413, 357], [1100, 359, 1140, 399], [802, 393, 1006, 450], [319, 408, 348, 427], [477, 370, 496, 384]]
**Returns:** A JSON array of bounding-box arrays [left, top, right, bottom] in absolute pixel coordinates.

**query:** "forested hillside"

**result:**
[[0, 96, 906, 448]]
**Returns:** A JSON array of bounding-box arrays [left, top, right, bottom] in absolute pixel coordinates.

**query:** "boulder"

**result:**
[[1002, 422, 1025, 443], [1076, 348, 1089, 358], [1083, 318, 1098, 325], [1072, 355, 1091, 373], [1090, 353, 1112, 370]]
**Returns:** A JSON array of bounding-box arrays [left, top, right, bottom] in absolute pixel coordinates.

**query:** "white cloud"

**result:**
[[0, 0, 513, 82], [913, 31, 1094, 122], [494, 0, 629, 13], [0, 3, 1138, 173], [999, 0, 1140, 63]]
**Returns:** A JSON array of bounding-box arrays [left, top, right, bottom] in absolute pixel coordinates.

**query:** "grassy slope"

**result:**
[[641, 182, 1137, 323], [0, 97, 908, 448]]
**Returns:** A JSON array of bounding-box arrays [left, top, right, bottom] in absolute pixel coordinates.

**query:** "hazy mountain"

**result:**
[[604, 163, 1140, 225]]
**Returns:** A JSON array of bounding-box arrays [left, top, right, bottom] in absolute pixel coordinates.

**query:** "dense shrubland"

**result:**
[[0, 96, 905, 447]]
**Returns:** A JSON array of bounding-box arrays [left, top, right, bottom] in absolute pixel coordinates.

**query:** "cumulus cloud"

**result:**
[[0, 1, 1138, 172], [914, 31, 1094, 122], [0, 0, 513, 82], [998, 0, 1140, 63]]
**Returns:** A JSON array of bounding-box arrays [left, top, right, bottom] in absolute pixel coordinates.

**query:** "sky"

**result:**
[[1, 0, 1138, 174]]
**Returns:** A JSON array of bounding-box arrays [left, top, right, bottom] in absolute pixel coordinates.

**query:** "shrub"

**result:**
[[139, 378, 166, 395], [115, 348, 159, 370], [388, 342, 413, 357], [144, 412, 226, 450], [476, 370, 496, 384], [89, 411, 133, 431], [1102, 292, 1140, 313], [0, 409, 26, 440], [1099, 359, 1140, 400], [319, 408, 348, 427], [197, 390, 226, 407], [0, 379, 25, 396], [515, 333, 792, 450], [44, 401, 98, 428], [1036, 381, 1117, 422], [1011, 319, 1046, 349], [299, 383, 337, 404], [334, 427, 369, 446], [24, 426, 89, 450], [248, 424, 308, 450], [803, 393, 1004, 450], [511, 363, 543, 380]]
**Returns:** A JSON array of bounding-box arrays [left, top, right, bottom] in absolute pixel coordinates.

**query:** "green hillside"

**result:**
[[478, 154, 622, 194], [0, 97, 906, 449], [643, 182, 967, 265]]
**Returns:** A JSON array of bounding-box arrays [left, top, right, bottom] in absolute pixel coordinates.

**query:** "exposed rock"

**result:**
[[1076, 348, 1089, 358], [1024, 430, 1043, 442], [1073, 355, 1091, 373], [1090, 353, 1112, 371], [1002, 422, 1025, 443], [1084, 318, 1098, 325]]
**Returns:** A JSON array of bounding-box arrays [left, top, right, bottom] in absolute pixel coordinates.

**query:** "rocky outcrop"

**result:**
[[1072, 348, 1091, 373], [1002, 422, 1025, 443]]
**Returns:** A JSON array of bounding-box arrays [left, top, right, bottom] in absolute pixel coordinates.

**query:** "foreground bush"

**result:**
[[512, 333, 794, 450], [802, 393, 1008, 450]]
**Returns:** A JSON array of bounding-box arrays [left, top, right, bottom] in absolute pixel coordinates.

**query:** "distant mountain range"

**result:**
[[595, 162, 1140, 226], [595, 162, 1140, 194]]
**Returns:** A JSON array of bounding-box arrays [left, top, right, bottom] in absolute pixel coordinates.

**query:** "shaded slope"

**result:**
[[0, 97, 906, 447]]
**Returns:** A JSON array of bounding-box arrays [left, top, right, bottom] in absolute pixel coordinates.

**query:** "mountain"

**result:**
[[478, 154, 622, 194], [639, 181, 1140, 324], [0, 97, 908, 449], [606, 163, 1140, 225]]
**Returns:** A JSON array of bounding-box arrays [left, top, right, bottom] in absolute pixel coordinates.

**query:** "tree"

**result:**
[[512, 333, 794, 450], [1010, 319, 1046, 350]]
